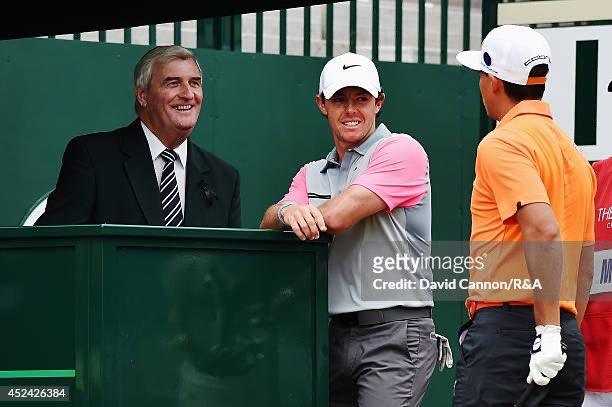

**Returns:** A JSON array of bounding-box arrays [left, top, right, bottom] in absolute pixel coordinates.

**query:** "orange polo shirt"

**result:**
[[467, 100, 596, 317]]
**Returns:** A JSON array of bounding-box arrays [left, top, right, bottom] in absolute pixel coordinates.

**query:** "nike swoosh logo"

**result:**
[[342, 64, 360, 70]]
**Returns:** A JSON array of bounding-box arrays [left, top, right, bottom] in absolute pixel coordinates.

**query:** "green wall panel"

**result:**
[[0, 226, 329, 407], [106, 247, 318, 406], [0, 246, 75, 370]]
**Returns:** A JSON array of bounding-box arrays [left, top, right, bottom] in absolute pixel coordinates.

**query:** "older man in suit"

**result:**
[[36, 45, 240, 227]]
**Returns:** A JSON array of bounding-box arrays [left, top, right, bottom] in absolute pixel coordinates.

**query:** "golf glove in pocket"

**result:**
[[435, 333, 453, 371]]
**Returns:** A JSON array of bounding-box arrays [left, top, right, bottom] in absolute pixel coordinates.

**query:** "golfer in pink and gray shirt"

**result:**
[[260, 52, 445, 407]]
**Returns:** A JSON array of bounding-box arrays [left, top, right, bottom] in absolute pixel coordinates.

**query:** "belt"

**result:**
[[467, 300, 529, 319], [468, 301, 577, 319], [471, 303, 577, 322], [332, 306, 432, 326]]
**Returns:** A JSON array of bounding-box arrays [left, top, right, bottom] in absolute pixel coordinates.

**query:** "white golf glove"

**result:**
[[435, 333, 453, 371], [527, 325, 567, 386]]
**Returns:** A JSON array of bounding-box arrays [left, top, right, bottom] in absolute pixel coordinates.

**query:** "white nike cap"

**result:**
[[456, 25, 551, 86], [319, 52, 382, 99]]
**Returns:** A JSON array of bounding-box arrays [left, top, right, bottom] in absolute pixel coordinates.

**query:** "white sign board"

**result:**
[[536, 25, 612, 161]]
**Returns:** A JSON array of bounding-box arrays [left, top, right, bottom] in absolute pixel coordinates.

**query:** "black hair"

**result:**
[[502, 64, 549, 102]]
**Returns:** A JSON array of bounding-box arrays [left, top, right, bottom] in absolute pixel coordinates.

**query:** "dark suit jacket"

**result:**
[[36, 120, 241, 227]]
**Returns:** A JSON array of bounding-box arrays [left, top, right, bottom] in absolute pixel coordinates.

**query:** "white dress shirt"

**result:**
[[141, 122, 187, 215]]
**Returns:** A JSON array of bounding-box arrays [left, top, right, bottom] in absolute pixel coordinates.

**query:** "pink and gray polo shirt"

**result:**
[[281, 123, 433, 315]]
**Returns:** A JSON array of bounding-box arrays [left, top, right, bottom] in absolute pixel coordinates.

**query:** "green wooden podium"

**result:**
[[0, 225, 329, 406]]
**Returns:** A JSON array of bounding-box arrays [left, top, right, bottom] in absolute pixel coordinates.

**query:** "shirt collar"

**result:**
[[498, 100, 553, 128], [320, 123, 391, 173], [141, 121, 188, 168], [352, 123, 391, 155], [321, 148, 341, 172]]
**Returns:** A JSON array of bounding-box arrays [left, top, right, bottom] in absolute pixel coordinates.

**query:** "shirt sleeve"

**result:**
[[351, 136, 429, 212], [279, 164, 309, 205], [477, 133, 550, 224]]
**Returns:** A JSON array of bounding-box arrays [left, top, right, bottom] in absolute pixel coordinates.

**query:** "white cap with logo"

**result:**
[[319, 52, 382, 99], [456, 25, 551, 86]]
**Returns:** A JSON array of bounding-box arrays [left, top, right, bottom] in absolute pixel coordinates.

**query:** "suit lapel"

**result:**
[[184, 141, 211, 227], [121, 120, 165, 225]]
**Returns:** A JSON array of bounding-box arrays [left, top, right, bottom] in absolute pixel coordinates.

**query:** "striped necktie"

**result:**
[[159, 149, 183, 227]]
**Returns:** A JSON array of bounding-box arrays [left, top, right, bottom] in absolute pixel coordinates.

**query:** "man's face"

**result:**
[[316, 86, 383, 152], [137, 58, 203, 147]]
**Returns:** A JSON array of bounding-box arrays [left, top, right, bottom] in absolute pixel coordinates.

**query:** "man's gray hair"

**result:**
[[134, 46, 202, 113]]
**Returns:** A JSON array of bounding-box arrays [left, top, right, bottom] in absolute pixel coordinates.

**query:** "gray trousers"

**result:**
[[329, 317, 437, 407]]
